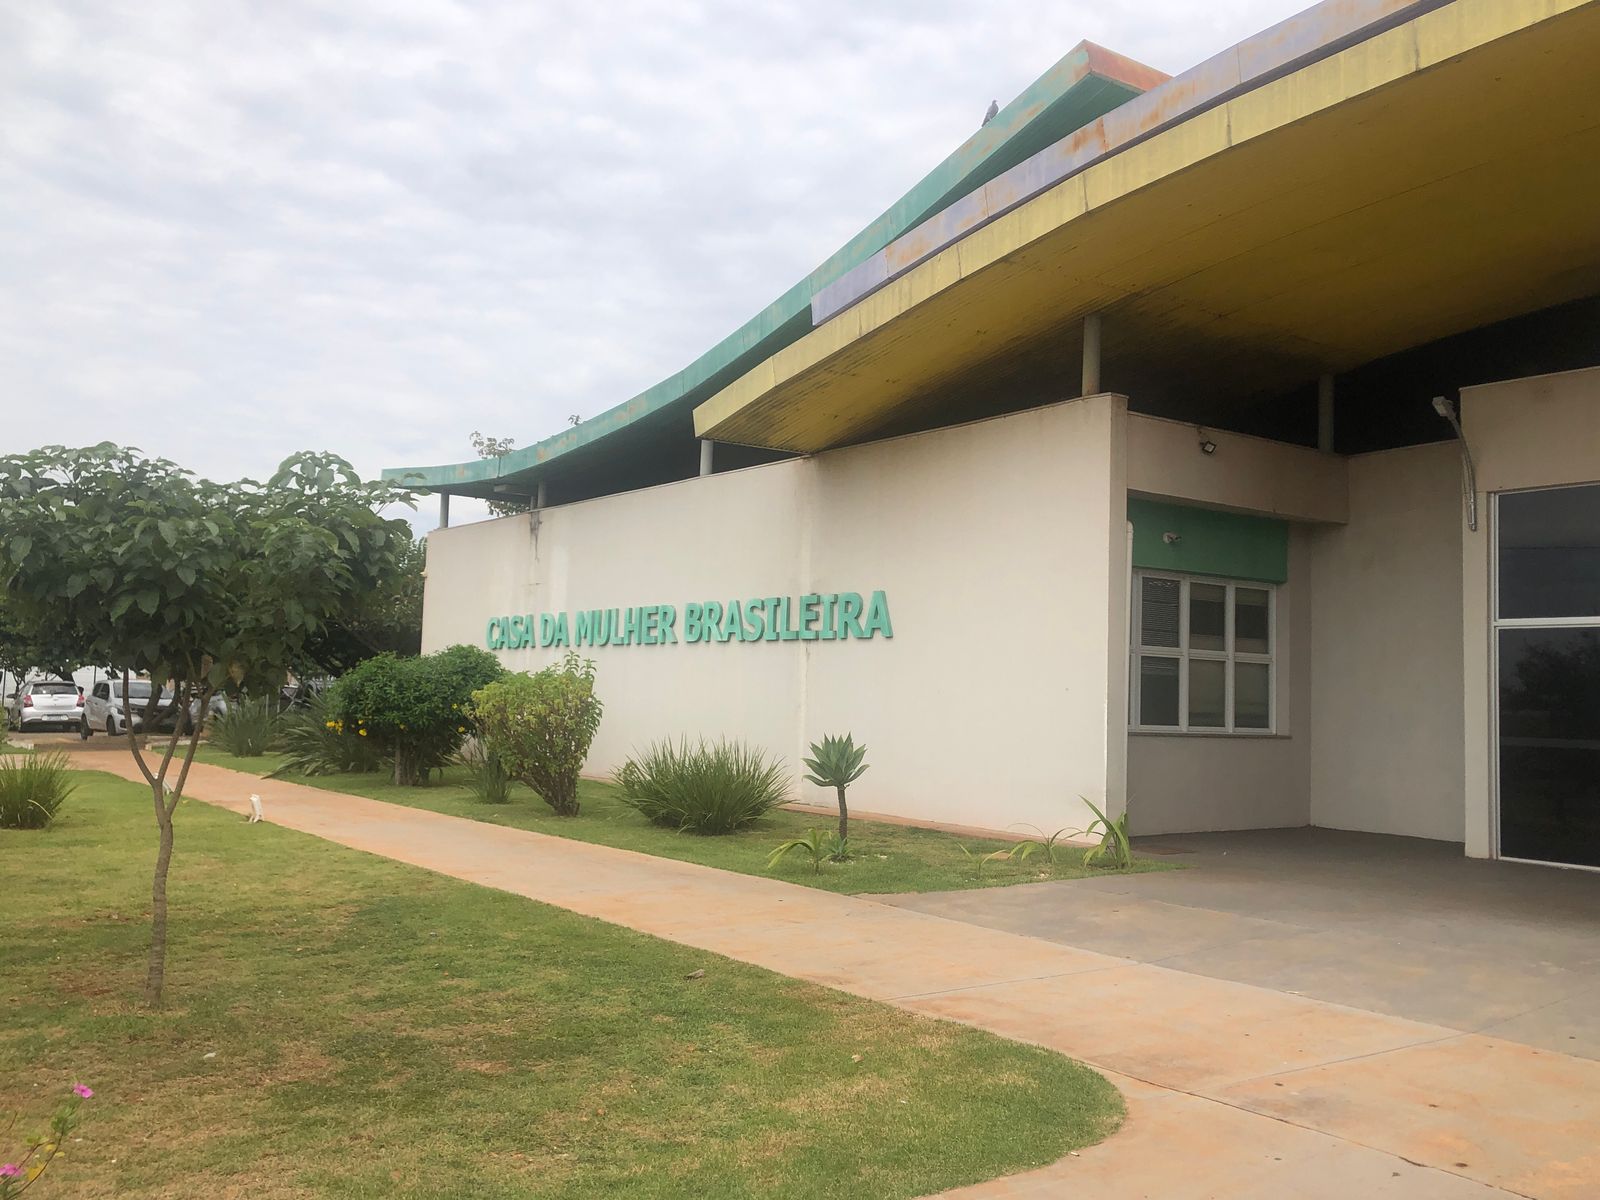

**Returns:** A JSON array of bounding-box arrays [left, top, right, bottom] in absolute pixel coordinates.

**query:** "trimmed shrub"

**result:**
[[270, 691, 384, 777], [0, 749, 76, 829], [614, 738, 788, 834], [470, 654, 602, 816], [334, 644, 505, 786], [211, 696, 281, 757], [459, 735, 512, 804]]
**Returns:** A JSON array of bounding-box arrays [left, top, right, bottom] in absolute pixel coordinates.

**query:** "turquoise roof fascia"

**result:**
[[383, 43, 1159, 494]]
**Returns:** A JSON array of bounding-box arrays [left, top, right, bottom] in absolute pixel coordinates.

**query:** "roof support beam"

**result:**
[[1082, 311, 1104, 396], [1318, 373, 1336, 452]]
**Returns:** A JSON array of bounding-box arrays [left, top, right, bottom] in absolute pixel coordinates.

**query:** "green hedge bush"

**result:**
[[333, 645, 504, 785], [470, 654, 602, 816], [614, 738, 788, 834], [0, 749, 77, 829]]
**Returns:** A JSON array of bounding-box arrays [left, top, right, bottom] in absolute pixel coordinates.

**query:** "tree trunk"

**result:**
[[145, 807, 174, 1006], [836, 785, 848, 845]]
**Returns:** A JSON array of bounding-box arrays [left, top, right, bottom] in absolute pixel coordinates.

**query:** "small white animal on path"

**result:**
[[247, 794, 264, 823]]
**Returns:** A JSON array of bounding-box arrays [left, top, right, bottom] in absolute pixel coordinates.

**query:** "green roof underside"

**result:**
[[383, 46, 1157, 502]]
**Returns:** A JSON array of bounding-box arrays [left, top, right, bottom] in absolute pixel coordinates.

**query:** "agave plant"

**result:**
[[767, 828, 850, 875], [802, 733, 869, 846]]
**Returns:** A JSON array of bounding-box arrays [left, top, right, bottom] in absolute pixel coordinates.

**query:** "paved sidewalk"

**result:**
[[78, 753, 1598, 1199]]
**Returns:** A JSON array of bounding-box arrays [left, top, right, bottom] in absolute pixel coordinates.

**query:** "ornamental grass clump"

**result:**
[[210, 695, 281, 757], [459, 735, 513, 804], [0, 750, 76, 829], [270, 691, 384, 777], [334, 644, 505, 786], [614, 738, 788, 834], [470, 654, 603, 816]]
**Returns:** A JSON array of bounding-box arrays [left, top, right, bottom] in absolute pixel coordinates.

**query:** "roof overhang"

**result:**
[[694, 0, 1600, 453]]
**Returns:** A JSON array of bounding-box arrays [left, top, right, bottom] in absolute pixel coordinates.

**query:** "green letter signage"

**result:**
[[483, 590, 893, 652]]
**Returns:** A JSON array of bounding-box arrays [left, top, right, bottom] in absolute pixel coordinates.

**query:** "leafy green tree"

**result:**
[[802, 733, 869, 846], [298, 535, 426, 671], [331, 644, 504, 785], [470, 654, 603, 815], [0, 444, 415, 1005]]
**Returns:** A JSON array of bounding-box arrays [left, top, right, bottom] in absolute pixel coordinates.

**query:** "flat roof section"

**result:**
[[381, 43, 1164, 499], [694, 0, 1600, 453]]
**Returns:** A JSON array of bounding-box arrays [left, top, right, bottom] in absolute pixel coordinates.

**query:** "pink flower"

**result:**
[[72, 1084, 93, 1099], [0, 1164, 20, 1177]]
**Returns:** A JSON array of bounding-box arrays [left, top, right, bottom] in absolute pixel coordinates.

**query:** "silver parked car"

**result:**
[[7, 679, 84, 732], [80, 679, 177, 737]]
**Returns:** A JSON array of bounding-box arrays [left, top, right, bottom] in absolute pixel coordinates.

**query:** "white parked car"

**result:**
[[7, 679, 84, 732], [81, 679, 177, 737]]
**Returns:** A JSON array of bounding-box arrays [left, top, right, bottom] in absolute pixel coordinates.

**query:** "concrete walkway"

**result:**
[[77, 753, 1599, 1199]]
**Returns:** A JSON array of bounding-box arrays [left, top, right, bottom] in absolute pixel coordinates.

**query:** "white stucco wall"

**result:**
[[1122, 417, 1338, 835], [1460, 366, 1600, 858], [1306, 442, 1465, 842], [422, 394, 1130, 834], [1127, 413, 1348, 523]]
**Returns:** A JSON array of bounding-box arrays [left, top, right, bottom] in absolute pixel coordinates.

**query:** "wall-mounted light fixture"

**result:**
[[1162, 531, 1182, 545], [1197, 428, 1218, 455], [1432, 396, 1479, 532]]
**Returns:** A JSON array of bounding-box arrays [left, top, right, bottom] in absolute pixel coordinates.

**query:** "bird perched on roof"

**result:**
[[982, 100, 999, 127]]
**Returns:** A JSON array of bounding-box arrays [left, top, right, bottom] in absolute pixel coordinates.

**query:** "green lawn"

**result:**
[[195, 746, 1172, 894], [3, 773, 1122, 1199]]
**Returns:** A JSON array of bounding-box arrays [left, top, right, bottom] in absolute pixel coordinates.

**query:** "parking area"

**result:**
[[881, 827, 1600, 1060]]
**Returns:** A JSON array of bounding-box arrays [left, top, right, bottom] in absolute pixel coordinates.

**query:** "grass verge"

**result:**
[[196, 746, 1173, 894], [2, 772, 1122, 1199]]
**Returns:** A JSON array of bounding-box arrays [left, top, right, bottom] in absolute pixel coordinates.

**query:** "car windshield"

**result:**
[[33, 683, 77, 695], [122, 682, 154, 699]]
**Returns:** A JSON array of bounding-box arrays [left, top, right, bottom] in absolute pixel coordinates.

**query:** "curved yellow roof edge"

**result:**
[[693, 0, 1591, 444]]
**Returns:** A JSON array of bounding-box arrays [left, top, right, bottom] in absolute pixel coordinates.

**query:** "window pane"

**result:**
[[1190, 583, 1226, 651], [1140, 577, 1180, 647], [1498, 627, 1600, 867], [1498, 484, 1600, 620], [1235, 588, 1270, 654], [1235, 662, 1270, 729], [1189, 659, 1226, 728], [1139, 656, 1180, 726]]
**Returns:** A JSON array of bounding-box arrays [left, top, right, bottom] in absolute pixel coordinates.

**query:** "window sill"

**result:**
[[1129, 729, 1291, 740]]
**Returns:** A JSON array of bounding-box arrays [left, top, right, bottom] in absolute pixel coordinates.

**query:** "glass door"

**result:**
[[1495, 482, 1600, 868]]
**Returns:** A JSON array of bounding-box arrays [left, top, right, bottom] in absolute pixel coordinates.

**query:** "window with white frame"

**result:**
[[1130, 571, 1275, 733]]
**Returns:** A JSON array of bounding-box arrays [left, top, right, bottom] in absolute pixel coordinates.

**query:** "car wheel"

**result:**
[[107, 714, 121, 737], [80, 716, 92, 740]]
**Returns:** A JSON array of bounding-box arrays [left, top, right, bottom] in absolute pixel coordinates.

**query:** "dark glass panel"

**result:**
[[1498, 627, 1600, 868], [1139, 657, 1180, 727], [1498, 485, 1600, 620]]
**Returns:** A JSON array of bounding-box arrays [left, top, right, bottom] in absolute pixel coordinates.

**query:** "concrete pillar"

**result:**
[[1317, 373, 1335, 452], [699, 439, 714, 477], [536, 479, 547, 509], [438, 492, 450, 529], [1081, 312, 1103, 396]]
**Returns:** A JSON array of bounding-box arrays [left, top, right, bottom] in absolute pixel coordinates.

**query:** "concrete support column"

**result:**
[[1317, 373, 1336, 452], [438, 492, 451, 529], [1081, 312, 1103, 396], [536, 480, 547, 509], [699, 439, 715, 477]]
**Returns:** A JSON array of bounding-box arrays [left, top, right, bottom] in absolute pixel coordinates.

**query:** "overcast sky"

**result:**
[[1, 0, 1305, 525]]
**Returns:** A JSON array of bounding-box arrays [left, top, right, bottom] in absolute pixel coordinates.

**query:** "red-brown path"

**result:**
[[73, 751, 1597, 1199]]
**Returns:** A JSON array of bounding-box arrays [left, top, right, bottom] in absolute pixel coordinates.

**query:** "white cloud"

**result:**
[[0, 0, 1306, 516]]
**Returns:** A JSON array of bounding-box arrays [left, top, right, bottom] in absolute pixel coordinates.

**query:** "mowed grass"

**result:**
[[3, 772, 1123, 1199], [195, 747, 1173, 894]]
